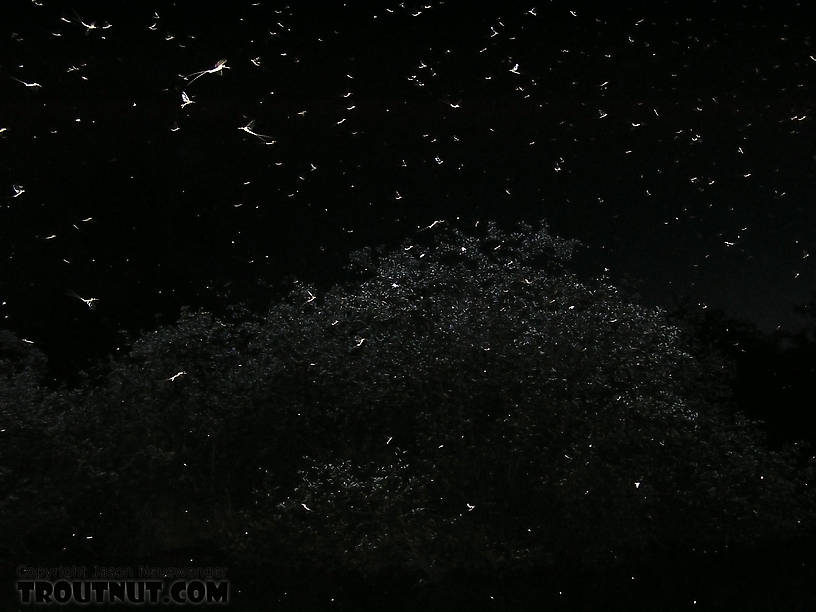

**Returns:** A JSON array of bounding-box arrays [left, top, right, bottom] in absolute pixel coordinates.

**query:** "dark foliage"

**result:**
[[667, 295, 816, 448], [1, 221, 813, 608]]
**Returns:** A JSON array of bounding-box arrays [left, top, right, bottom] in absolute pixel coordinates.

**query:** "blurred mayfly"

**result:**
[[65, 290, 99, 310], [184, 59, 230, 86]]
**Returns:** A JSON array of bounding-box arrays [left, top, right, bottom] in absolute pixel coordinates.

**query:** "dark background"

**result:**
[[1, 0, 815, 378], [3, 3, 816, 609]]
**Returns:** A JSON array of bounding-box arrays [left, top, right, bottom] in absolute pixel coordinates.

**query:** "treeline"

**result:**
[[1, 221, 814, 609]]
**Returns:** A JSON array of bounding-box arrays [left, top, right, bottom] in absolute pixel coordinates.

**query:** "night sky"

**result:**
[[2, 1, 815, 375]]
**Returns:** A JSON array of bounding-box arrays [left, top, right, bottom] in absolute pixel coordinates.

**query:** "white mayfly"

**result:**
[[184, 58, 230, 86], [65, 290, 99, 309]]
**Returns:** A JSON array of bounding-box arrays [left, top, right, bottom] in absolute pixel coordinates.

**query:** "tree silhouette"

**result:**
[[1, 221, 813, 608]]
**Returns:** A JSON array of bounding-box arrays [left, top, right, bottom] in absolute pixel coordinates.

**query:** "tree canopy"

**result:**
[[1, 220, 812, 605]]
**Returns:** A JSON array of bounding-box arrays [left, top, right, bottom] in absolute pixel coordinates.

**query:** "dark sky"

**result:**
[[1, 1, 815, 374]]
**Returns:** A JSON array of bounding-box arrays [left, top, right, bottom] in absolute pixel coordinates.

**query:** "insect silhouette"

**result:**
[[10, 76, 42, 89], [65, 290, 99, 310], [184, 59, 229, 86]]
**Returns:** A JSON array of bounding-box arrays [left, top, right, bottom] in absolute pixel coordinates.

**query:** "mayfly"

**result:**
[[238, 119, 275, 144], [184, 58, 229, 86], [10, 76, 42, 89], [65, 290, 99, 310], [180, 91, 195, 108]]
